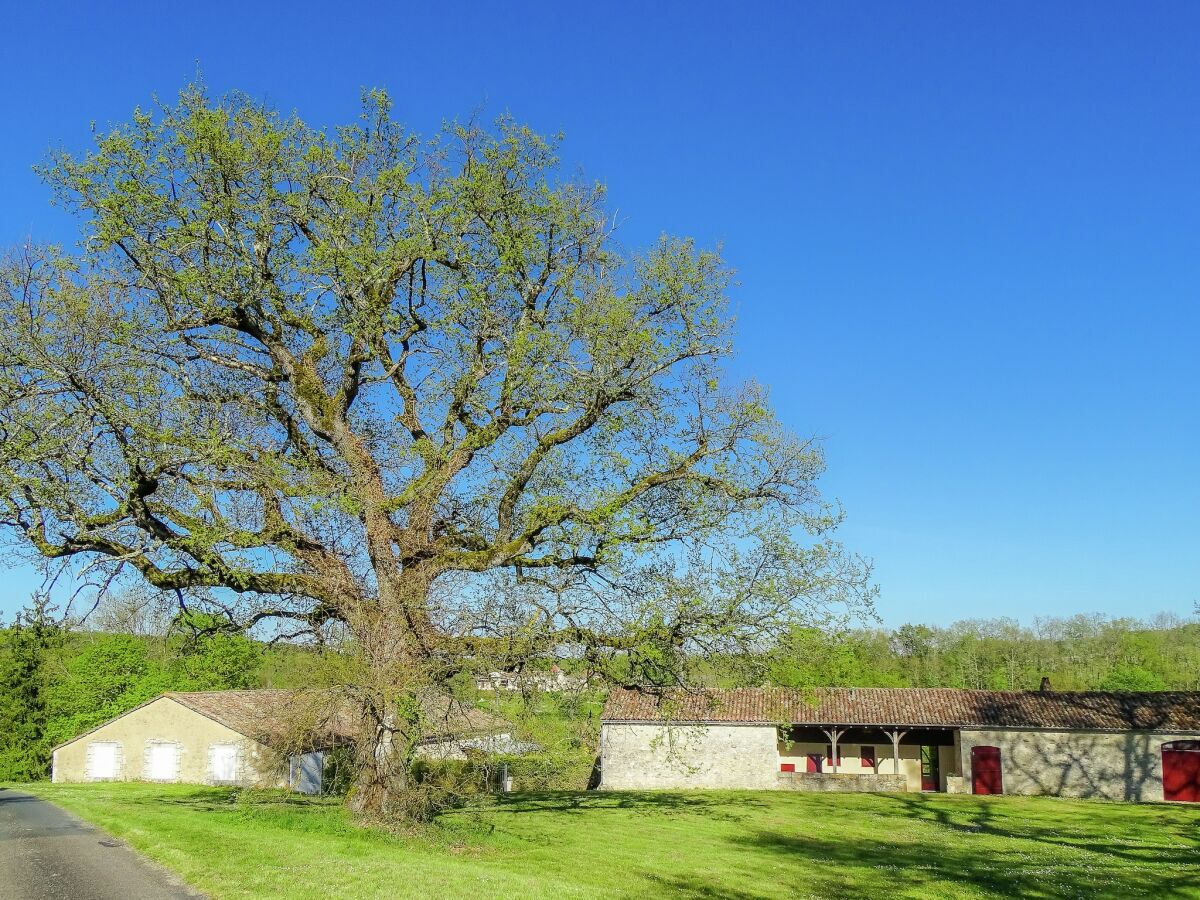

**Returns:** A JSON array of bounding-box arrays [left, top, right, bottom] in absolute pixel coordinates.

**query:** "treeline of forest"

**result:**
[[2, 608, 1197, 782], [733, 613, 1200, 693]]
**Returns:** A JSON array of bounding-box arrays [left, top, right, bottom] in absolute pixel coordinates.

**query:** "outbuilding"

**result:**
[[600, 687, 1200, 802], [51, 689, 511, 792]]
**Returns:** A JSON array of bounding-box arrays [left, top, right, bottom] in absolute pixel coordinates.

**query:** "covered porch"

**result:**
[[776, 725, 965, 793]]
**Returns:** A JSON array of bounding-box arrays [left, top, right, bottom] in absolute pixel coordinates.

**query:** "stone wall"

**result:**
[[52, 697, 282, 787], [945, 775, 967, 794], [600, 723, 779, 790], [959, 727, 1200, 802], [776, 772, 908, 792]]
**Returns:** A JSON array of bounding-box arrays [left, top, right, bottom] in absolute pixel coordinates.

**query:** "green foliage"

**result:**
[[0, 607, 63, 780], [42, 634, 175, 748], [760, 626, 908, 689], [403, 758, 494, 819], [484, 690, 604, 789], [0, 81, 872, 722], [1096, 665, 1168, 692], [4, 621, 267, 776], [4, 608, 1194, 789], [2, 82, 881, 818], [741, 614, 1200, 692]]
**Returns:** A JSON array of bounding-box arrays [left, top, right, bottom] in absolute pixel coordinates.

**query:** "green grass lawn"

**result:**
[[9, 783, 1199, 899]]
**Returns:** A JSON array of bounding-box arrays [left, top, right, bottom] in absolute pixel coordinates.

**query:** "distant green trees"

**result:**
[[0, 602, 62, 780], [701, 614, 1200, 692], [41, 627, 263, 750]]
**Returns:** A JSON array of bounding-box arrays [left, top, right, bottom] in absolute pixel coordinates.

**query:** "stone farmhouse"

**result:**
[[51, 689, 512, 792], [600, 687, 1200, 803], [474, 664, 589, 693]]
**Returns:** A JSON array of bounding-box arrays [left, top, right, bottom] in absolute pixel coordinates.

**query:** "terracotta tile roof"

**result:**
[[168, 690, 308, 740], [601, 687, 1200, 732], [169, 689, 508, 746]]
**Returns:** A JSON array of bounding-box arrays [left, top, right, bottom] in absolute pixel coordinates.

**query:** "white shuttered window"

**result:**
[[87, 742, 121, 779], [210, 744, 238, 783], [147, 741, 181, 781]]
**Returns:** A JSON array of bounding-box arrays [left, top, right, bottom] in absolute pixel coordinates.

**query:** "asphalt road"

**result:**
[[0, 789, 202, 899]]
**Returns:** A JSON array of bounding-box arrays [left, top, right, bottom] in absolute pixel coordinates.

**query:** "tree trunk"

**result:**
[[343, 569, 439, 820], [347, 702, 417, 820]]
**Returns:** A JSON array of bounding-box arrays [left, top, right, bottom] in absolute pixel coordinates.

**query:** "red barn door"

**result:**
[[971, 746, 1003, 795], [1163, 741, 1200, 802]]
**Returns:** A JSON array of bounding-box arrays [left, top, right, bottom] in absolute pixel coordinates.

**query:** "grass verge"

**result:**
[[9, 783, 1199, 899]]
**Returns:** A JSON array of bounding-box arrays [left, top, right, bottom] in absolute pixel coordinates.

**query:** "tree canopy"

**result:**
[[0, 86, 871, 815]]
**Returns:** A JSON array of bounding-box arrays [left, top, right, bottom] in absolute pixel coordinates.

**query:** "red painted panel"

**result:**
[[806, 753, 823, 773], [972, 746, 1003, 795], [1163, 747, 1200, 802], [780, 762, 796, 773]]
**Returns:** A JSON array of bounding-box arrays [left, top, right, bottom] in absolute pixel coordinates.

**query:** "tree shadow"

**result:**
[[45, 785, 339, 816], [729, 824, 1200, 898], [493, 789, 771, 817], [875, 792, 1200, 867], [972, 692, 1190, 802], [0, 790, 45, 804], [641, 872, 775, 899]]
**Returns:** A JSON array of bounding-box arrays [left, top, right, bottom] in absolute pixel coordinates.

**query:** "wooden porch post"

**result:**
[[882, 728, 907, 777], [821, 727, 846, 774]]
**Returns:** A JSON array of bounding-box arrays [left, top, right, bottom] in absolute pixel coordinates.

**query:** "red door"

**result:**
[[972, 746, 1003, 795], [1163, 741, 1200, 802]]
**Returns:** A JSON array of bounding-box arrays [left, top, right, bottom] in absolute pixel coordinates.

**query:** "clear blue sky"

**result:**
[[2, 1, 1197, 627]]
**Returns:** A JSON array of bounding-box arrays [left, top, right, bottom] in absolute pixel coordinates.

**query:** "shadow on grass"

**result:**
[[495, 790, 1200, 898], [732, 826, 1200, 899], [873, 791, 1200, 867], [494, 789, 771, 816], [42, 785, 344, 817], [642, 872, 772, 900]]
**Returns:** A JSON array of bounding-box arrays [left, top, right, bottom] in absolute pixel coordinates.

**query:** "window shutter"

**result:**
[[87, 742, 122, 780], [145, 740, 183, 781]]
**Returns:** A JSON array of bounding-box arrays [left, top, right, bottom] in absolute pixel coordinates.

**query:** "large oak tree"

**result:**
[[0, 87, 871, 817]]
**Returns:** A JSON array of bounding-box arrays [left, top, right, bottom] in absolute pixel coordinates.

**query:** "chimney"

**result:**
[[1040, 676, 1052, 692]]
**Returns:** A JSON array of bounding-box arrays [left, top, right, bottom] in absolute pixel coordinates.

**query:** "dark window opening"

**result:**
[[1163, 740, 1200, 752]]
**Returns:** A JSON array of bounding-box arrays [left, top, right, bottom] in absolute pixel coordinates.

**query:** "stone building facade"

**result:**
[[51, 689, 510, 793], [52, 692, 313, 790], [600, 723, 780, 790], [600, 687, 1200, 802]]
